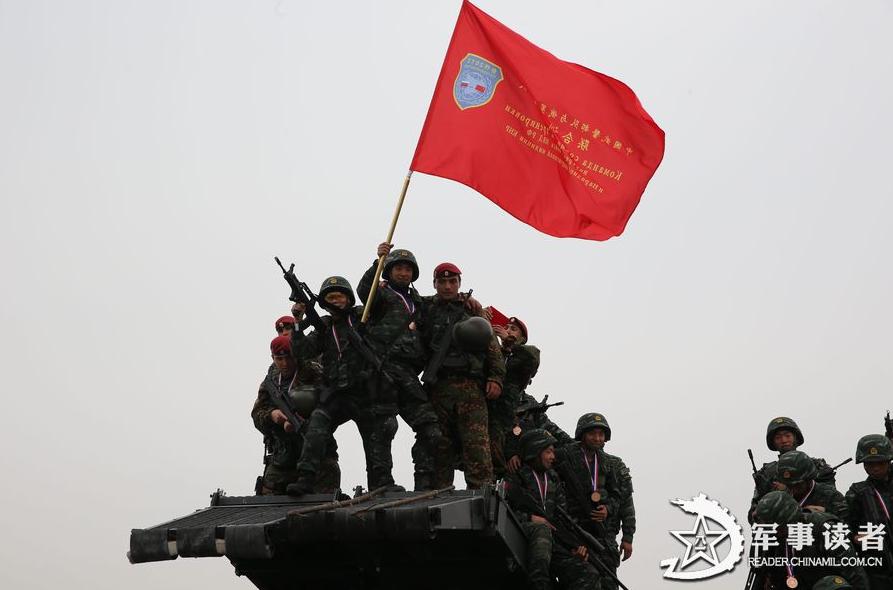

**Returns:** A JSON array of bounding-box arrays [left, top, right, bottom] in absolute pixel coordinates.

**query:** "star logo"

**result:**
[[670, 513, 730, 568], [660, 493, 745, 580]]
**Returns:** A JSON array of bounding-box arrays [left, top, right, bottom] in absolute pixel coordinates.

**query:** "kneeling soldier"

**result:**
[[503, 428, 601, 590]]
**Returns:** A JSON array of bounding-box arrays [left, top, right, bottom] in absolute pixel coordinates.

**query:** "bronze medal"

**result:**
[[786, 576, 798, 589], [590, 491, 601, 503], [408, 321, 416, 331], [512, 426, 522, 436]]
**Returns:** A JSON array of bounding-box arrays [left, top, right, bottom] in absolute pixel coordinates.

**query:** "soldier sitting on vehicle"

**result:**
[[776, 450, 848, 519]]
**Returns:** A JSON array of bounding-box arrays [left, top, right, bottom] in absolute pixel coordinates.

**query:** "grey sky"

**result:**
[[1, 1, 890, 588]]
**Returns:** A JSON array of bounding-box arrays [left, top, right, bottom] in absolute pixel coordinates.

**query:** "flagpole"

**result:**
[[360, 171, 413, 323]]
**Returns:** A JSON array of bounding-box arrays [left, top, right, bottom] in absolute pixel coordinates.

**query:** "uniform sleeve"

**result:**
[[845, 483, 865, 537], [292, 322, 323, 360], [504, 474, 533, 523], [827, 488, 849, 521], [485, 336, 505, 385], [539, 414, 574, 448], [251, 380, 276, 435], [614, 457, 636, 543], [813, 457, 837, 489]]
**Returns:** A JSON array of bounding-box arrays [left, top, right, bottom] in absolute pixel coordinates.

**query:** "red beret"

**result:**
[[275, 316, 296, 331], [270, 335, 291, 357], [433, 262, 462, 279], [508, 317, 528, 340]]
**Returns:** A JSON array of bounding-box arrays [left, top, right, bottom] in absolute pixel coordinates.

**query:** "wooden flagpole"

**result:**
[[360, 171, 413, 323]]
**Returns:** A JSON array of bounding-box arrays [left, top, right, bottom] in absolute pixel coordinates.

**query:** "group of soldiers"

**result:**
[[250, 243, 636, 590], [747, 416, 893, 590]]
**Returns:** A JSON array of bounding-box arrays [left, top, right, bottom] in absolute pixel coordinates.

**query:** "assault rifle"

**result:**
[[886, 411, 893, 441], [420, 290, 472, 386], [268, 375, 305, 435], [274, 257, 389, 380], [554, 505, 631, 590], [515, 395, 564, 417]]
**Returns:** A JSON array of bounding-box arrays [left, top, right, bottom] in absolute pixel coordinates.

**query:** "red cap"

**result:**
[[508, 317, 528, 340], [275, 316, 296, 331], [433, 262, 462, 279], [270, 335, 291, 357]]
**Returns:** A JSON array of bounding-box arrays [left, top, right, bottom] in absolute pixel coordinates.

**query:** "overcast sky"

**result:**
[[1, 1, 891, 588]]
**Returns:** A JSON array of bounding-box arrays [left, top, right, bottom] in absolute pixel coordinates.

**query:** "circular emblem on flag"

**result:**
[[453, 53, 504, 110]]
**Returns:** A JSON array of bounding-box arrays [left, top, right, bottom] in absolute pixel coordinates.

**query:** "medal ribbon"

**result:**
[[331, 315, 354, 359], [873, 487, 891, 521], [785, 543, 796, 580], [532, 471, 548, 510], [797, 480, 816, 507], [386, 284, 415, 315], [583, 451, 599, 492]]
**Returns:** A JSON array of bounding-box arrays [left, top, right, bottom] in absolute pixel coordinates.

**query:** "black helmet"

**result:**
[[452, 316, 493, 353], [855, 434, 893, 464], [776, 450, 817, 485], [753, 490, 801, 526], [383, 249, 420, 282], [812, 576, 852, 590], [318, 276, 356, 310], [574, 413, 611, 441], [766, 416, 804, 451], [520, 429, 557, 463], [288, 383, 317, 419]]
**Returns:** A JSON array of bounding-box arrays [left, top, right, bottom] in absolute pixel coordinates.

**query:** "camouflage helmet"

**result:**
[[383, 249, 420, 282], [520, 428, 557, 463], [776, 450, 818, 485], [812, 576, 852, 590], [765, 416, 804, 451], [287, 383, 317, 419], [452, 316, 493, 353], [855, 434, 893, 464], [753, 490, 801, 526], [575, 413, 611, 441], [318, 276, 356, 309]]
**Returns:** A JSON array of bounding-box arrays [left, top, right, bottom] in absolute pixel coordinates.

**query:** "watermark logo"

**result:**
[[660, 493, 746, 580]]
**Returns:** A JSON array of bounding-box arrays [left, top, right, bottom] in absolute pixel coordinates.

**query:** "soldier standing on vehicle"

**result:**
[[357, 243, 444, 491], [776, 450, 848, 518], [503, 429, 602, 590], [488, 315, 540, 480], [845, 434, 893, 589], [749, 416, 837, 522], [505, 393, 573, 474], [419, 262, 504, 489], [286, 276, 399, 495], [554, 413, 624, 589], [251, 335, 340, 494]]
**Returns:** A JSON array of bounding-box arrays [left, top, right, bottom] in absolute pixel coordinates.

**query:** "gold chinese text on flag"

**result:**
[[411, 0, 665, 241]]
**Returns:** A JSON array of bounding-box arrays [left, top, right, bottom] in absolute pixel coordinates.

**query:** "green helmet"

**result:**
[[287, 383, 317, 418], [383, 249, 420, 282], [452, 316, 493, 353], [766, 416, 804, 451], [318, 276, 356, 310], [520, 428, 557, 463], [776, 450, 818, 485], [855, 434, 893, 463], [575, 413, 611, 441], [753, 490, 801, 525], [812, 576, 852, 590]]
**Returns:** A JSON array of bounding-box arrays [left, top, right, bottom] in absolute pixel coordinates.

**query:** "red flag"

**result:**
[[411, 1, 665, 241]]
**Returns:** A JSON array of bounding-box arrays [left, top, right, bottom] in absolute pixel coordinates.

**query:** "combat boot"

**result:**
[[286, 477, 314, 496]]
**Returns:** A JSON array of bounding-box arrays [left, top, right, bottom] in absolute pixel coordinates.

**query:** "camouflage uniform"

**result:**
[[490, 342, 540, 479], [419, 295, 504, 489], [752, 491, 869, 590], [750, 416, 836, 523], [290, 280, 398, 492], [357, 258, 443, 490], [503, 430, 601, 590], [554, 442, 622, 580], [505, 391, 574, 462], [251, 365, 341, 494], [845, 435, 893, 589]]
